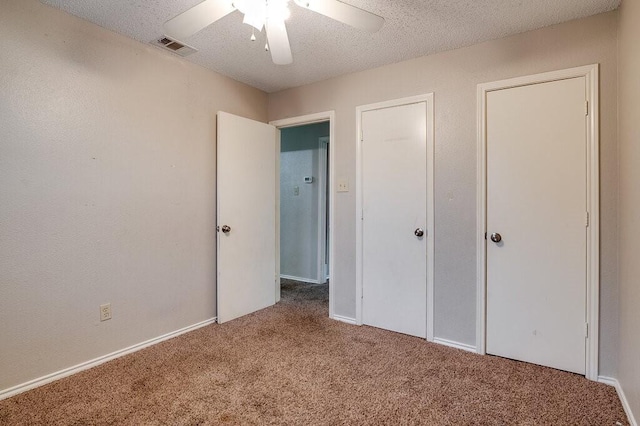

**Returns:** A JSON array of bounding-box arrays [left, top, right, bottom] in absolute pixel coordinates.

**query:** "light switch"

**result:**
[[294, 186, 300, 196], [337, 179, 349, 193]]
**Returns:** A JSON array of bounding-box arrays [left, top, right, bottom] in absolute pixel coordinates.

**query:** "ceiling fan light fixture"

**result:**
[[242, 12, 266, 31], [293, 0, 310, 7], [267, 0, 291, 22], [234, 0, 291, 32]]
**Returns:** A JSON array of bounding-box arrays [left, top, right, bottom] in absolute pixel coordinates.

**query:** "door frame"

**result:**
[[476, 64, 600, 380], [318, 136, 329, 284], [270, 111, 336, 318], [355, 94, 435, 341]]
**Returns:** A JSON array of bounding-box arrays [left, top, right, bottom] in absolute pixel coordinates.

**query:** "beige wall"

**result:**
[[0, 0, 267, 391], [269, 12, 619, 376], [617, 0, 640, 421]]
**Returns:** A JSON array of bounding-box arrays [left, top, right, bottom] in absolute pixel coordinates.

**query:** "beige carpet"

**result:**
[[0, 280, 628, 425]]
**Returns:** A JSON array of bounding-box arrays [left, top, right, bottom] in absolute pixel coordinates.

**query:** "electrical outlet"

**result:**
[[337, 179, 349, 192], [100, 303, 111, 321]]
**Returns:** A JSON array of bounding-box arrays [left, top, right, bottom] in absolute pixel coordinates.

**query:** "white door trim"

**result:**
[[270, 112, 336, 319], [318, 136, 329, 284], [355, 94, 435, 341], [476, 64, 600, 380]]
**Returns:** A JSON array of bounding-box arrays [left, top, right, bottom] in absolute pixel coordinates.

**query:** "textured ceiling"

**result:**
[[40, 0, 620, 93]]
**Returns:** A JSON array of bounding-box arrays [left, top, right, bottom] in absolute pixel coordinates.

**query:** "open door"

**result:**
[[217, 112, 277, 324]]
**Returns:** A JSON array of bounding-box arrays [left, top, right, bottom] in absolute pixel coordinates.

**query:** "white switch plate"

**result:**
[[293, 186, 300, 196], [100, 303, 111, 321], [337, 179, 349, 192]]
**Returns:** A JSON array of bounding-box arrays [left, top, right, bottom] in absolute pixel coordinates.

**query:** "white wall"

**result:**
[[268, 12, 619, 376], [617, 0, 640, 421], [0, 0, 267, 392], [280, 123, 329, 282]]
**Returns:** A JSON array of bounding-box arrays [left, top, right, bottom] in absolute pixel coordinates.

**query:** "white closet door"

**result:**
[[486, 77, 587, 374], [361, 102, 428, 338]]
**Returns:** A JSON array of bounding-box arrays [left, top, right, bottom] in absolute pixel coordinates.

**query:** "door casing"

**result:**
[[355, 94, 435, 341], [476, 64, 600, 380], [318, 136, 329, 284]]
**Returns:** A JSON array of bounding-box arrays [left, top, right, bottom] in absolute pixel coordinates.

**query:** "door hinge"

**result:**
[[360, 129, 364, 142], [361, 208, 364, 220], [585, 322, 589, 338], [585, 212, 590, 227], [585, 101, 589, 116]]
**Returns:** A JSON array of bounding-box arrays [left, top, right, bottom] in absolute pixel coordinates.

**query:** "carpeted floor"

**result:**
[[0, 279, 628, 425]]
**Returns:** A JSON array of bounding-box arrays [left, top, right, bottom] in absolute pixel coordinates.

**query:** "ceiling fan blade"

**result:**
[[266, 20, 293, 65], [295, 0, 384, 33], [164, 0, 235, 40]]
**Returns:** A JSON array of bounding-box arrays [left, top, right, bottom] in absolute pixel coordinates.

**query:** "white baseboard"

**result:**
[[280, 274, 322, 284], [598, 375, 618, 387], [0, 317, 217, 401], [598, 376, 637, 426], [433, 337, 477, 353], [332, 314, 357, 325]]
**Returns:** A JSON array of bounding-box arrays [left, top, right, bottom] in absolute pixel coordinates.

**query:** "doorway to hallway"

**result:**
[[278, 121, 331, 312]]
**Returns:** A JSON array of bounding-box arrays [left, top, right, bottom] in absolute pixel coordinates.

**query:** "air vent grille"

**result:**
[[152, 36, 198, 57]]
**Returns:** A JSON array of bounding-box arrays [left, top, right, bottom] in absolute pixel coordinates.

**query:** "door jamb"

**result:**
[[318, 136, 329, 284], [476, 64, 600, 380], [355, 94, 435, 341], [270, 112, 336, 319]]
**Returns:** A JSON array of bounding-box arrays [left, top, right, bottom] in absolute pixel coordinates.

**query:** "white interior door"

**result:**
[[217, 111, 276, 324], [486, 77, 587, 374], [361, 102, 428, 338]]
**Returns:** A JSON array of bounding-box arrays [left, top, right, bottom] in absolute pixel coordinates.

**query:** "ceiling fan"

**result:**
[[163, 0, 384, 65]]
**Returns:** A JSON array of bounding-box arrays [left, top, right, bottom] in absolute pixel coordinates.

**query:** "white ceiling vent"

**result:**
[[152, 36, 197, 57]]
